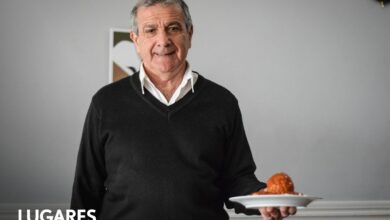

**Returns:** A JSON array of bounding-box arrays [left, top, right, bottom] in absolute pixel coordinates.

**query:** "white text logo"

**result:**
[[18, 209, 96, 220]]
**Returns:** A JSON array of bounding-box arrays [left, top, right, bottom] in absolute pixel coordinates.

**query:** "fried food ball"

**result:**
[[266, 172, 294, 194]]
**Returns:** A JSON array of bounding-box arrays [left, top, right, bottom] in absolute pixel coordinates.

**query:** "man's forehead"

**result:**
[[137, 4, 185, 25]]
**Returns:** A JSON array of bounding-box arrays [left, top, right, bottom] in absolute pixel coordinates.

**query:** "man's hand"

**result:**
[[259, 207, 297, 220]]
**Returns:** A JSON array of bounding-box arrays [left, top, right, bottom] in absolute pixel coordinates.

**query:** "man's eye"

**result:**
[[145, 28, 156, 34], [168, 26, 181, 32]]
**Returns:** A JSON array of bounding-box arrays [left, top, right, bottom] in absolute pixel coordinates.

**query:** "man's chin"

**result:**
[[148, 63, 182, 75]]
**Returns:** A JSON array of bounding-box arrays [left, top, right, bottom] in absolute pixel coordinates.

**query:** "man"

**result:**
[[71, 0, 296, 219]]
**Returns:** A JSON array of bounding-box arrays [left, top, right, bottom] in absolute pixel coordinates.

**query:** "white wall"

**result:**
[[0, 0, 389, 204]]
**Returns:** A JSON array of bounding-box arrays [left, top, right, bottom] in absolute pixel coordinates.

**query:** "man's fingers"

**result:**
[[260, 207, 296, 220], [280, 207, 289, 217], [260, 207, 279, 220], [280, 206, 297, 218], [259, 207, 297, 220], [259, 207, 271, 219], [289, 206, 297, 215], [265, 207, 281, 219]]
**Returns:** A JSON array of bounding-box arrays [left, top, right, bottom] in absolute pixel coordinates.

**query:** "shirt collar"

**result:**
[[138, 63, 196, 95]]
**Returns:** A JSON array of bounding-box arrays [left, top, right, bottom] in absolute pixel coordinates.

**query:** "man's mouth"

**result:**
[[154, 51, 175, 56]]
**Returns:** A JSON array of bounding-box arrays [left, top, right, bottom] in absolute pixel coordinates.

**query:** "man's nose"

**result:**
[[156, 30, 171, 47]]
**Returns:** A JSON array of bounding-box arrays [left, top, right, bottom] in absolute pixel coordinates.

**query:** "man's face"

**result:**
[[130, 4, 193, 75]]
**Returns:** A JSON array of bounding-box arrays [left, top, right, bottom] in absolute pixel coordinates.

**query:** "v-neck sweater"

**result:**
[[71, 72, 266, 220]]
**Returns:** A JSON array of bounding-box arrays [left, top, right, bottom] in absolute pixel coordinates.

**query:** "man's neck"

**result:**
[[143, 63, 187, 102]]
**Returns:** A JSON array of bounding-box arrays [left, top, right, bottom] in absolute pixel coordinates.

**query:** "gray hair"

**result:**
[[130, 0, 193, 35]]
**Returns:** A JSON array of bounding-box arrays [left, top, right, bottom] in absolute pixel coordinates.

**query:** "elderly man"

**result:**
[[71, 0, 296, 219]]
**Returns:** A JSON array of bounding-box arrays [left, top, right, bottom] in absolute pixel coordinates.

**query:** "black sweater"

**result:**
[[71, 72, 266, 220]]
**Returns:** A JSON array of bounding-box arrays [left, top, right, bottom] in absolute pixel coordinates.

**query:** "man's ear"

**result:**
[[130, 32, 137, 44], [188, 25, 193, 48], [130, 32, 140, 53]]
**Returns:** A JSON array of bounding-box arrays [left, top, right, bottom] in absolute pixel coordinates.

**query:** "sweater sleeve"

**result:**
[[70, 99, 106, 215], [222, 99, 266, 215]]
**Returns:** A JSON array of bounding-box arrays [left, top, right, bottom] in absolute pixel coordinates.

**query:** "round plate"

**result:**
[[229, 194, 321, 209]]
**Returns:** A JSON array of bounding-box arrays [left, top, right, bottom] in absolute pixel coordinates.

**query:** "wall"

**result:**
[[0, 0, 389, 207]]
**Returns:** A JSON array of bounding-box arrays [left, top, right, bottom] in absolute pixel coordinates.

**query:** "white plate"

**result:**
[[229, 194, 321, 209]]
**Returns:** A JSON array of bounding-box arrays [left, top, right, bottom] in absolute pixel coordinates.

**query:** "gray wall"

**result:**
[[0, 0, 389, 204]]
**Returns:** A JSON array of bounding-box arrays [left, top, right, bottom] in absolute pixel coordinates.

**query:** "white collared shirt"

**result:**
[[139, 63, 198, 106]]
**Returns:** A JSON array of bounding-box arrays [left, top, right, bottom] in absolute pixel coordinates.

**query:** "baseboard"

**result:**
[[1, 200, 390, 220]]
